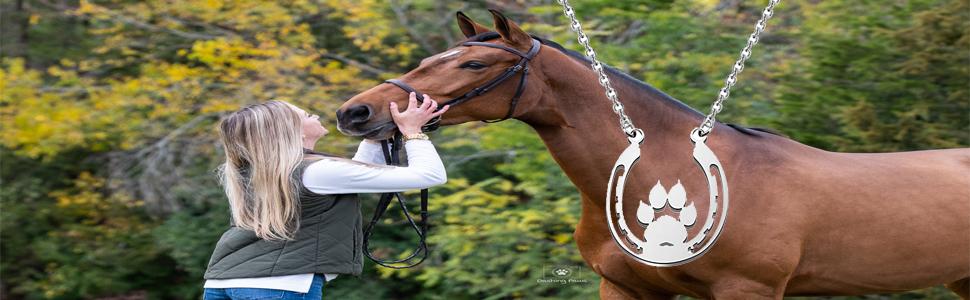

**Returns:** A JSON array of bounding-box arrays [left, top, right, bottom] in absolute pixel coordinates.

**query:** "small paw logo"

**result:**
[[552, 267, 572, 277], [636, 180, 697, 259]]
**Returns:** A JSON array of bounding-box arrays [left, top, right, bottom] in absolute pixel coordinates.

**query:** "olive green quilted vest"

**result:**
[[203, 157, 363, 279]]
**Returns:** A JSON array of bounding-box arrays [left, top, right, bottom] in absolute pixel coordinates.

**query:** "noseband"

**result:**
[[384, 32, 542, 132]]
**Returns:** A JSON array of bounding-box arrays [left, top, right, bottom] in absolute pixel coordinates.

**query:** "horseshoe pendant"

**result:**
[[605, 128, 730, 267]]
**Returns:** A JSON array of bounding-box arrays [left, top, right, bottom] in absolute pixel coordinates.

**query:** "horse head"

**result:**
[[336, 10, 568, 139]]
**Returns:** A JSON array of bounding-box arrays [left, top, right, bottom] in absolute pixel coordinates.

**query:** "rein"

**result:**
[[363, 32, 541, 268], [361, 132, 430, 268]]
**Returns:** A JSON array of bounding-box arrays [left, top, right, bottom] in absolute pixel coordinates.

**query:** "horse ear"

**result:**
[[488, 9, 531, 49], [456, 11, 490, 38]]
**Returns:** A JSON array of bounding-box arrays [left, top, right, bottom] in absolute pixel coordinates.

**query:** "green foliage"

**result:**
[[1, 159, 181, 299], [1, 0, 965, 299], [373, 177, 596, 299], [479, 122, 578, 200], [774, 0, 969, 151], [151, 189, 231, 291]]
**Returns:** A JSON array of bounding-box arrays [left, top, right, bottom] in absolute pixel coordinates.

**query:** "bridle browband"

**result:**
[[384, 32, 542, 132]]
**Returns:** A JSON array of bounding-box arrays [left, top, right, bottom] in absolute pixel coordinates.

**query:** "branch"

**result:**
[[41, 0, 398, 79], [35, 0, 219, 41], [320, 52, 390, 76], [106, 113, 220, 215], [434, 2, 471, 46], [444, 150, 517, 169], [715, 0, 742, 12], [105, 11, 218, 40], [135, 113, 218, 157], [389, 0, 439, 54], [610, 20, 644, 45], [160, 16, 242, 39]]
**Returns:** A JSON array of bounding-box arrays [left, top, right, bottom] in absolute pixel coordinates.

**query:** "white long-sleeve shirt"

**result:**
[[203, 139, 446, 293]]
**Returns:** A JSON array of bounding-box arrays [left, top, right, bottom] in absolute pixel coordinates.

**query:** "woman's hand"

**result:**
[[389, 92, 449, 136]]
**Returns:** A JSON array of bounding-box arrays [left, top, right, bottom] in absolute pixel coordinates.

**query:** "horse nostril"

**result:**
[[342, 105, 372, 124]]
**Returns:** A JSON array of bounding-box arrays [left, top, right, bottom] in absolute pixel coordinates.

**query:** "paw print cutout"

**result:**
[[635, 180, 697, 257]]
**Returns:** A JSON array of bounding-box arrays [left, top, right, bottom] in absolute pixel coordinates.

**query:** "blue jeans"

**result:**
[[203, 274, 326, 300]]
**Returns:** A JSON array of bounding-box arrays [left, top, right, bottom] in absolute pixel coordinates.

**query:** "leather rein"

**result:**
[[362, 32, 542, 268]]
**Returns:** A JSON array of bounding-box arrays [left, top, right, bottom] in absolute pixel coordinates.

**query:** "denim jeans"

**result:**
[[203, 274, 325, 300]]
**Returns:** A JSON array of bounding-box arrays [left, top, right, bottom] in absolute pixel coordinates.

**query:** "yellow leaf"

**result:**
[[553, 233, 572, 245]]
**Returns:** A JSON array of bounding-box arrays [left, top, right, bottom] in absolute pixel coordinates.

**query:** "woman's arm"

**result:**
[[351, 139, 388, 165], [303, 139, 446, 194]]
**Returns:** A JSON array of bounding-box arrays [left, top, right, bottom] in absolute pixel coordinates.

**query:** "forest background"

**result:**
[[1, 0, 967, 299]]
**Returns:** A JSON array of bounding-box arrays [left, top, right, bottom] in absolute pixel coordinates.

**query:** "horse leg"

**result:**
[[709, 278, 786, 300], [599, 279, 674, 300], [947, 278, 970, 299]]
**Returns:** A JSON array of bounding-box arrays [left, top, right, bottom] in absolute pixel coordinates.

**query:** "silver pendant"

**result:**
[[605, 129, 729, 267]]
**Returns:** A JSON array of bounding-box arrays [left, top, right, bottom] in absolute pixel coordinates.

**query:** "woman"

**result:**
[[202, 92, 449, 299]]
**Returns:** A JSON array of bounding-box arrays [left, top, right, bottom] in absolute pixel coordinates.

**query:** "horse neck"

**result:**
[[519, 53, 709, 209]]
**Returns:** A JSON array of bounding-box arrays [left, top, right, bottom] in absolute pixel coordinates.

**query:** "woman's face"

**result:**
[[288, 104, 329, 141]]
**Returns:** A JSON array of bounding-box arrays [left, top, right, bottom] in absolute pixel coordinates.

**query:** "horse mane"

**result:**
[[725, 123, 789, 138], [461, 32, 786, 138]]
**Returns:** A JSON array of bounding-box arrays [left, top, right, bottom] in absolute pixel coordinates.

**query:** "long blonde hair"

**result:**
[[216, 100, 316, 242]]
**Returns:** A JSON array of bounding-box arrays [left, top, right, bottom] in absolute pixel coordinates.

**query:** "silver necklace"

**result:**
[[557, 0, 781, 266]]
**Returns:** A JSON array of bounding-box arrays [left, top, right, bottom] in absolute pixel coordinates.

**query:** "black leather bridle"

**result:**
[[362, 32, 542, 269], [384, 32, 542, 132], [361, 133, 431, 269]]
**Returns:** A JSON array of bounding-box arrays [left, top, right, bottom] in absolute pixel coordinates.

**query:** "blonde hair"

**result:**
[[216, 100, 316, 241]]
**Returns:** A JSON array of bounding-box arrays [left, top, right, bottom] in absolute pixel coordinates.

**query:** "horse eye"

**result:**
[[459, 61, 488, 70]]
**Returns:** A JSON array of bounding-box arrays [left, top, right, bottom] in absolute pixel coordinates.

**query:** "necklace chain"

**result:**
[[698, 0, 781, 136], [557, 0, 637, 137], [557, 0, 781, 138]]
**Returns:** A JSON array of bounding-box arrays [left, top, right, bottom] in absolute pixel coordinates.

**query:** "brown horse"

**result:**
[[336, 10, 970, 299]]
